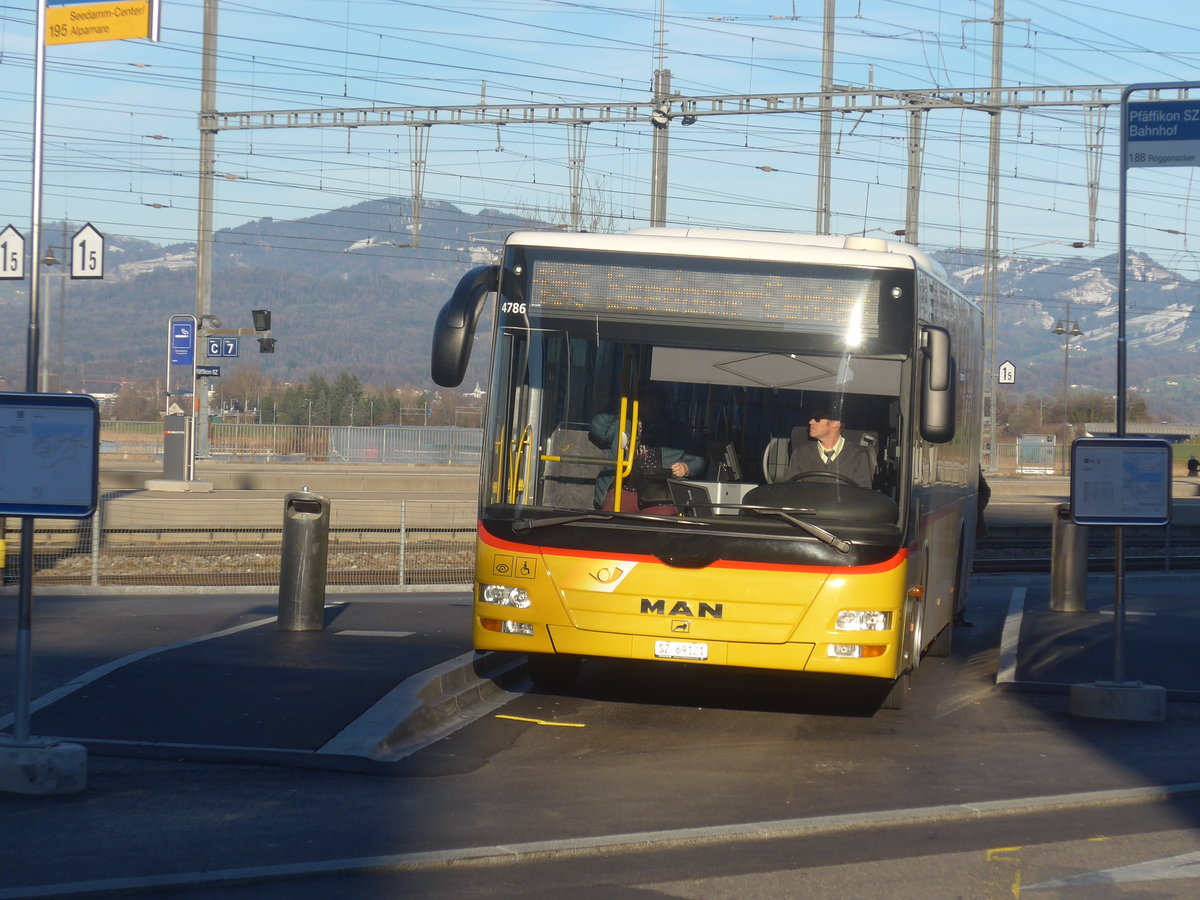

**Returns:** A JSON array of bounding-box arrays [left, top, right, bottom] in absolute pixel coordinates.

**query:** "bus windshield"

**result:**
[[482, 247, 913, 534]]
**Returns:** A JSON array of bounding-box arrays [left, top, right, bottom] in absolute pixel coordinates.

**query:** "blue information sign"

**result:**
[[1126, 99, 1200, 168], [169, 316, 195, 366], [205, 336, 240, 357]]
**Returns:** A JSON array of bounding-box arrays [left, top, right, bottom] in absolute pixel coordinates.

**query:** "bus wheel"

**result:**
[[526, 653, 581, 690], [903, 596, 924, 672], [880, 671, 910, 710]]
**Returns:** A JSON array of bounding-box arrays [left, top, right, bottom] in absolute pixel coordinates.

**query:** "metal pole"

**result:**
[[37, 265, 50, 392], [649, 0, 669, 227], [1114, 83, 1133, 685], [1062, 299, 1071, 475], [13, 0, 51, 747], [980, 0, 1004, 472], [816, 0, 834, 234], [398, 498, 407, 586], [194, 0, 218, 459], [904, 108, 924, 244], [408, 124, 428, 247], [90, 502, 101, 587], [650, 68, 670, 227]]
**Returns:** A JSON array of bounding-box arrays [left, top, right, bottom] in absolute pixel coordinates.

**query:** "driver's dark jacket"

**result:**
[[782, 436, 872, 488]]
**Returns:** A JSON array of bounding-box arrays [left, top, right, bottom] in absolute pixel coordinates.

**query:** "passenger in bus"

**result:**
[[589, 386, 706, 512], [782, 405, 873, 489]]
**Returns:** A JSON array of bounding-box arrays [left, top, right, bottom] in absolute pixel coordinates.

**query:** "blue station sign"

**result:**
[[169, 315, 195, 367], [1126, 99, 1200, 168]]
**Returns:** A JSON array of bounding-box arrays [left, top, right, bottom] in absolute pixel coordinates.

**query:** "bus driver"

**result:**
[[782, 404, 873, 489]]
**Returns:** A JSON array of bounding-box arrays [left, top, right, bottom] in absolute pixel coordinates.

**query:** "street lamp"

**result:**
[[1052, 310, 1083, 473]]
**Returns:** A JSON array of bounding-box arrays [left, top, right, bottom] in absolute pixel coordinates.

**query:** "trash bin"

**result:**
[[278, 490, 331, 631], [1050, 503, 1087, 612]]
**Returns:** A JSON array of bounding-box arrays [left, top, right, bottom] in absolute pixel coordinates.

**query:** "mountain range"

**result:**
[[2, 199, 1198, 422]]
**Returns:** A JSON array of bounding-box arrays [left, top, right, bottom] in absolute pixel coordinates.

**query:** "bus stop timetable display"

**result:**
[[1070, 437, 1171, 526], [0, 393, 98, 518]]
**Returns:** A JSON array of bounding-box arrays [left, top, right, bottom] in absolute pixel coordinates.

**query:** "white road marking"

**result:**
[[1024, 849, 1200, 890], [334, 630, 415, 638], [995, 586, 1026, 685]]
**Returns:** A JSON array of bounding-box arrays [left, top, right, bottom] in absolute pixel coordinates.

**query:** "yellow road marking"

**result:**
[[496, 714, 586, 728], [986, 845, 1023, 898]]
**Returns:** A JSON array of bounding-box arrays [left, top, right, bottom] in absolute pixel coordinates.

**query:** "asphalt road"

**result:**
[[3, 573, 1200, 898]]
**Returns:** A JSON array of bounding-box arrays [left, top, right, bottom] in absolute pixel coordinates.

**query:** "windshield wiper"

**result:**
[[512, 511, 711, 533], [512, 513, 612, 532], [745, 507, 852, 553]]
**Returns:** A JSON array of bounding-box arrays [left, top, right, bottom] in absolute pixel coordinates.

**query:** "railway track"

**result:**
[[975, 528, 1200, 573], [973, 553, 1200, 574], [10, 526, 1198, 585]]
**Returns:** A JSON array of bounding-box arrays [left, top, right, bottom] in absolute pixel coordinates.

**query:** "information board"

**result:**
[[1126, 99, 1200, 168], [0, 392, 99, 518], [45, 0, 158, 46], [169, 315, 196, 367], [1070, 437, 1172, 526]]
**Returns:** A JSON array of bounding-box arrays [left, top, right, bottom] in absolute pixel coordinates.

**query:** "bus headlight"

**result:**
[[835, 610, 892, 632], [481, 584, 531, 608]]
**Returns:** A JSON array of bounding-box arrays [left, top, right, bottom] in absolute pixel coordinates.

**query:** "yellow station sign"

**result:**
[[46, 1, 152, 46]]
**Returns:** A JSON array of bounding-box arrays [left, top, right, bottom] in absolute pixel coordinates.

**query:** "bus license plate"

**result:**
[[654, 640, 708, 661]]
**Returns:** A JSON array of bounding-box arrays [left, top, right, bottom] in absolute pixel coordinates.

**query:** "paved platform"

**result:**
[[0, 593, 521, 774], [996, 572, 1200, 700]]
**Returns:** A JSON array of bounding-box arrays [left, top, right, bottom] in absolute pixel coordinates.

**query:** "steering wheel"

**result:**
[[788, 469, 859, 488]]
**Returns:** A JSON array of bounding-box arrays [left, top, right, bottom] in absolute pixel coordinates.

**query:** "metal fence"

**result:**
[[1, 496, 476, 590], [100, 421, 484, 466], [100, 423, 1184, 476], [105, 421, 1196, 477]]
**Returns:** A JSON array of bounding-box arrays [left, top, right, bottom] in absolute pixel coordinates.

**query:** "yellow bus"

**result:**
[[432, 228, 983, 708]]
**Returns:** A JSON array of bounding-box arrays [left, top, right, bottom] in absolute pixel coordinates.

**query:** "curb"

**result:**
[[319, 650, 526, 762]]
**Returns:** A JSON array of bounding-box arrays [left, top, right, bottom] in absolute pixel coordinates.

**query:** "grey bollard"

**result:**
[[278, 490, 331, 631], [1050, 503, 1087, 612]]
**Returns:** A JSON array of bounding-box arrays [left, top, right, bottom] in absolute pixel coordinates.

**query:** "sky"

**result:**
[[2, 0, 1200, 276]]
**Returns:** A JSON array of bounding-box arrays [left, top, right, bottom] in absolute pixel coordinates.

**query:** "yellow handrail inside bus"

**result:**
[[490, 431, 505, 503], [612, 396, 639, 512], [507, 424, 532, 504]]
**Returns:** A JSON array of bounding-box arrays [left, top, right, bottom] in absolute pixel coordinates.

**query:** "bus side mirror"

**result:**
[[431, 265, 499, 387], [920, 325, 956, 443]]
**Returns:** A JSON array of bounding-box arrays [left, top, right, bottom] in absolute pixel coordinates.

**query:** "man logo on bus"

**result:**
[[640, 598, 723, 619]]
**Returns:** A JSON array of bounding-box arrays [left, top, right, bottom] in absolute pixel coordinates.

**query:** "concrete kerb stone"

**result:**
[[0, 739, 87, 795], [4, 782, 1200, 899], [1071, 681, 1168, 722], [142, 479, 214, 493], [319, 651, 526, 762]]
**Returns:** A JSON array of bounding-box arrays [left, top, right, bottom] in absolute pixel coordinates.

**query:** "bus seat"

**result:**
[[843, 430, 879, 475], [762, 436, 791, 483], [542, 424, 601, 509]]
